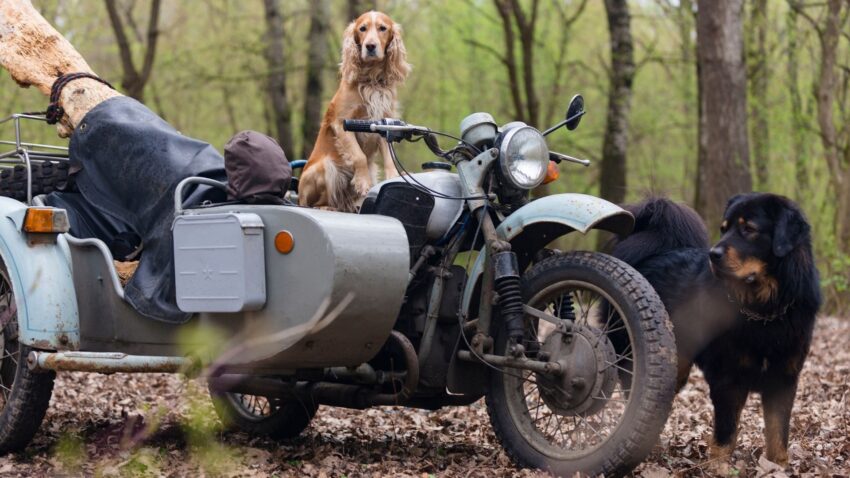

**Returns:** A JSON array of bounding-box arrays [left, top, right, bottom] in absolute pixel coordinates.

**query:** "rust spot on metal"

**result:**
[[30, 339, 53, 349]]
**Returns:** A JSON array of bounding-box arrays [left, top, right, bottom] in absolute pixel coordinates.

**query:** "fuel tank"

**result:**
[[367, 170, 464, 240]]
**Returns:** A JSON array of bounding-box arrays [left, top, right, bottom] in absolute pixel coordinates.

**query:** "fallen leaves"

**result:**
[[0, 317, 845, 476]]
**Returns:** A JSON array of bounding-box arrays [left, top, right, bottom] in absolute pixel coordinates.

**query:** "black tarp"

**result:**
[[45, 97, 227, 323]]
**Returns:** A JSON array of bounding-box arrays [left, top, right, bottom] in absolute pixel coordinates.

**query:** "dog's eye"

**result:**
[[379, 25, 387, 32], [359, 25, 367, 32], [743, 223, 758, 234]]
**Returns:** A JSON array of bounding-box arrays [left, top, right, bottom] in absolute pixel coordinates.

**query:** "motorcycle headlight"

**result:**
[[499, 126, 549, 189]]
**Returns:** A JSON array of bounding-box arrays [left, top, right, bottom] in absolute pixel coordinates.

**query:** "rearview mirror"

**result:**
[[565, 94, 584, 131], [541, 93, 586, 136]]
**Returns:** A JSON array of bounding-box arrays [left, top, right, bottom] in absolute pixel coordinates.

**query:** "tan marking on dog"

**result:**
[[786, 357, 802, 375], [709, 436, 737, 464], [738, 217, 745, 225], [724, 248, 779, 303], [764, 410, 790, 466]]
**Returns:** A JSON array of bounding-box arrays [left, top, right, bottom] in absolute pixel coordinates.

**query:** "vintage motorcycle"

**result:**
[[0, 95, 676, 476]]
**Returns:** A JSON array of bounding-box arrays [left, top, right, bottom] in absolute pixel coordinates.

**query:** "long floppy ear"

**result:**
[[340, 21, 361, 84], [384, 22, 411, 85], [772, 204, 809, 257]]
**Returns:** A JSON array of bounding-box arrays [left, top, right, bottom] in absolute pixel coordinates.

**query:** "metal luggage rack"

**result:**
[[0, 113, 70, 205]]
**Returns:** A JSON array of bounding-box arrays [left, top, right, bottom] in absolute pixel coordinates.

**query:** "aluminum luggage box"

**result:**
[[173, 213, 266, 313]]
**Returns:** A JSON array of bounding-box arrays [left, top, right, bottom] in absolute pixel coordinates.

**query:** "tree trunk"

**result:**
[[348, 0, 376, 21], [599, 0, 634, 206], [302, 0, 330, 159], [104, 0, 162, 102], [785, 1, 808, 199], [747, 0, 769, 189], [0, 0, 121, 136], [262, 0, 294, 157], [694, 0, 752, 235], [493, 0, 525, 124], [812, 0, 850, 250], [681, 0, 697, 195], [513, 0, 539, 128]]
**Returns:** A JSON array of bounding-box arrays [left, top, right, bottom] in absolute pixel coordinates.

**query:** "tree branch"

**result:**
[[104, 0, 138, 80], [139, 0, 161, 85], [463, 39, 507, 65]]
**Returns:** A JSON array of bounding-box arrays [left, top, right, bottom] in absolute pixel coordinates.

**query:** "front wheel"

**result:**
[[486, 252, 676, 477]]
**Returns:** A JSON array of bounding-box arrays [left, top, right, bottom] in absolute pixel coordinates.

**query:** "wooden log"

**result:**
[[0, 0, 121, 136]]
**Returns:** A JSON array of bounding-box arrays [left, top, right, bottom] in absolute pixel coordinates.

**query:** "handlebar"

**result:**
[[342, 119, 381, 133], [342, 118, 430, 143]]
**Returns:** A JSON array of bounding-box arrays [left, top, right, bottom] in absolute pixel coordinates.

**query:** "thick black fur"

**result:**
[[611, 194, 821, 466]]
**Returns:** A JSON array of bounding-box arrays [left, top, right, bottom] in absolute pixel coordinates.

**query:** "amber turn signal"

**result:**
[[23, 207, 70, 233], [274, 230, 294, 254], [542, 161, 560, 185]]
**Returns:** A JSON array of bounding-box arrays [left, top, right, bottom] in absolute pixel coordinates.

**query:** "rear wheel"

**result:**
[[208, 387, 317, 440], [0, 262, 55, 453], [486, 252, 676, 477]]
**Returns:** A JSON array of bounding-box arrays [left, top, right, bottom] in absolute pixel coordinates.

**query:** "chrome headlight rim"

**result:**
[[498, 125, 549, 190]]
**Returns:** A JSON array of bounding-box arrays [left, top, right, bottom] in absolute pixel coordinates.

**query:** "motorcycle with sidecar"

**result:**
[[0, 95, 676, 476]]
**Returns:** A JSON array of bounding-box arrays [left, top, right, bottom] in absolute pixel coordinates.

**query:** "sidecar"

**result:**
[[0, 113, 413, 410], [0, 158, 408, 377]]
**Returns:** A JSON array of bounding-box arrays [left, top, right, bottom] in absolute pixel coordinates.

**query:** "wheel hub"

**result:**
[[535, 324, 617, 416]]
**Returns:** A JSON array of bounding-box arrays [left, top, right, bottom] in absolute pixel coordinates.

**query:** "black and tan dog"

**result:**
[[610, 193, 821, 466]]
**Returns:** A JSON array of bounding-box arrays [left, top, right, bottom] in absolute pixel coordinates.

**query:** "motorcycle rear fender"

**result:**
[[460, 193, 634, 318], [0, 197, 79, 350]]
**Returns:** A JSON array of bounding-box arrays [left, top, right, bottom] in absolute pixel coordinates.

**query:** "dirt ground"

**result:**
[[0, 317, 846, 477]]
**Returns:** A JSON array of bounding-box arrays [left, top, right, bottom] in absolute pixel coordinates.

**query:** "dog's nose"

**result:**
[[365, 43, 377, 52], [709, 246, 724, 262]]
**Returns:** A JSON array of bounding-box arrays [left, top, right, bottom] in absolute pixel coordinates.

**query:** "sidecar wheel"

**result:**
[[0, 265, 55, 454], [485, 252, 676, 477], [209, 388, 317, 440]]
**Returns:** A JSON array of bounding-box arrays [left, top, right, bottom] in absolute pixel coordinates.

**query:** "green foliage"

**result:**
[[3, 0, 847, 311], [52, 432, 86, 473]]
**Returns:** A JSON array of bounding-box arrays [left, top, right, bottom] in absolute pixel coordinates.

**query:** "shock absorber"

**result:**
[[493, 251, 525, 348], [557, 293, 576, 321]]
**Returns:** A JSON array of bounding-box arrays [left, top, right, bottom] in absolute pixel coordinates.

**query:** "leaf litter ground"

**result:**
[[0, 317, 845, 477]]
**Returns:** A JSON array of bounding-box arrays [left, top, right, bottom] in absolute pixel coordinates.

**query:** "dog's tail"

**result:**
[[610, 197, 709, 267]]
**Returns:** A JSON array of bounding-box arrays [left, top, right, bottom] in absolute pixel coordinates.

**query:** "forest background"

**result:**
[[3, 0, 848, 312]]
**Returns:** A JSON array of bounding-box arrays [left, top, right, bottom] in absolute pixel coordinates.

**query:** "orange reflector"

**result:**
[[542, 161, 560, 185], [23, 207, 69, 233], [274, 230, 294, 254]]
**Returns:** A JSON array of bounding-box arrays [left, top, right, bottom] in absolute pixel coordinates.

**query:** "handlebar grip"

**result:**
[[343, 119, 379, 133]]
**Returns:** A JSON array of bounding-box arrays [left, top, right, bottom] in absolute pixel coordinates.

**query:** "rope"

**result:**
[[26, 73, 114, 125]]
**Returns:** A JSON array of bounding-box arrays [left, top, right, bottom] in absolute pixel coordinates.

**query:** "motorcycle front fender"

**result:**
[[460, 193, 634, 318], [0, 197, 79, 350]]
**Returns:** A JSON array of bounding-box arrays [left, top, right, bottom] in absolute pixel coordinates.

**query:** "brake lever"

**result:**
[[549, 151, 591, 167]]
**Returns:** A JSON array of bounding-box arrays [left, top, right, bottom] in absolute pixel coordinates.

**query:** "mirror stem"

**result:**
[[541, 110, 585, 137]]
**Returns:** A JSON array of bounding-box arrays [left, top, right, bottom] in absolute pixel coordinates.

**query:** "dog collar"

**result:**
[[739, 302, 793, 323]]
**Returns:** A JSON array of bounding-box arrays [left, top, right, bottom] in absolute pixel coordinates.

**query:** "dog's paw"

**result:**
[[352, 175, 373, 196]]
